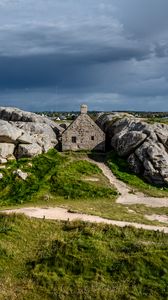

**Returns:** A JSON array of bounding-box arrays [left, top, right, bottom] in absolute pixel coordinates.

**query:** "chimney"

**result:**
[[80, 104, 88, 114]]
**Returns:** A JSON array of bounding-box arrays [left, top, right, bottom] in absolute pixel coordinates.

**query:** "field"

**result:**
[[0, 150, 168, 299], [146, 117, 168, 125], [1, 149, 168, 226], [0, 214, 168, 300]]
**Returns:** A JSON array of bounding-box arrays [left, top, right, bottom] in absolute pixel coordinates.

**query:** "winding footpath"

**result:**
[[87, 158, 168, 208], [2, 158, 168, 233], [2, 206, 168, 233]]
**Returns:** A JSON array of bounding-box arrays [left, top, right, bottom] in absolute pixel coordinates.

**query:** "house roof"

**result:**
[[62, 112, 105, 135]]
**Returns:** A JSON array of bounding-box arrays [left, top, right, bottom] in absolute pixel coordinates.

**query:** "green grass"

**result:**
[[0, 149, 117, 207], [0, 214, 168, 300], [146, 117, 168, 125], [107, 152, 168, 197], [50, 158, 115, 200], [1, 150, 168, 226]]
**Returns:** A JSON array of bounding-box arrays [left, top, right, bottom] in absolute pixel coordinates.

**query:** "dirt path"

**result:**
[[87, 158, 168, 208], [2, 207, 168, 233]]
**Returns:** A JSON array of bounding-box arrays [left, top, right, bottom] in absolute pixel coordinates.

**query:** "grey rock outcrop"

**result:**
[[111, 131, 147, 157], [16, 143, 42, 159], [0, 107, 63, 135], [98, 113, 168, 186], [0, 107, 63, 161], [13, 122, 58, 153], [0, 120, 23, 143]]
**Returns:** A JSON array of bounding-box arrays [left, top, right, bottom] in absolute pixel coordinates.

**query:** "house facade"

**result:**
[[62, 105, 105, 151]]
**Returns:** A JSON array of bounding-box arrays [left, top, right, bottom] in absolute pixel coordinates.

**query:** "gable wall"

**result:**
[[62, 114, 105, 151]]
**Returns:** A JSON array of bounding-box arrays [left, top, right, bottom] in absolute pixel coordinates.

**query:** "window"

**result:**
[[91, 136, 94, 141], [72, 136, 77, 143]]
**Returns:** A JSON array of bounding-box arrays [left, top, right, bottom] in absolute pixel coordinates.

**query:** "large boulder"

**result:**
[[0, 107, 62, 161], [0, 120, 23, 143], [127, 153, 143, 174], [12, 122, 58, 151], [134, 140, 168, 185], [111, 131, 147, 157], [17, 133, 35, 145], [96, 112, 134, 132], [0, 107, 63, 135], [96, 113, 135, 150], [97, 113, 168, 186], [16, 143, 42, 159]]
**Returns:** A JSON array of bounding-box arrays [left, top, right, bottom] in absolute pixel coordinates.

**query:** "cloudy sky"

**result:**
[[0, 0, 168, 111]]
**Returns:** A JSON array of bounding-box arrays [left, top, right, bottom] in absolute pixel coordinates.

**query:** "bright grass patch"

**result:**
[[0, 149, 117, 206]]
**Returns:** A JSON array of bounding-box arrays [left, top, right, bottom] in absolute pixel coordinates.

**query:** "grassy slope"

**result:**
[[0, 151, 168, 300], [0, 214, 168, 300], [0, 149, 117, 207], [1, 150, 168, 225], [107, 152, 168, 198]]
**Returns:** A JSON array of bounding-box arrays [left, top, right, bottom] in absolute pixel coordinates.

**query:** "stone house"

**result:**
[[62, 105, 105, 151]]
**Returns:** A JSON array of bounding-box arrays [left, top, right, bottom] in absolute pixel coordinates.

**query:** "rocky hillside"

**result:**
[[97, 113, 168, 186], [0, 107, 63, 162]]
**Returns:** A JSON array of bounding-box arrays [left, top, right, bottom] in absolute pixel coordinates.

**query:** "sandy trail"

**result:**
[[2, 207, 168, 233], [87, 159, 168, 208]]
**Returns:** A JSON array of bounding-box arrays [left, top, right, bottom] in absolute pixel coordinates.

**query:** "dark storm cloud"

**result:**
[[0, 0, 168, 110], [0, 43, 149, 89]]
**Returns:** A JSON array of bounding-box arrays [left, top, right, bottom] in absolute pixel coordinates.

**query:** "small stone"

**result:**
[[27, 162, 33, 167], [0, 157, 7, 164], [0, 143, 15, 159], [13, 169, 28, 180], [0, 165, 6, 169], [7, 155, 16, 161]]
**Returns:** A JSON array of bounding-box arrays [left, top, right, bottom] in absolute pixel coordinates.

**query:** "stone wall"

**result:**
[[62, 113, 105, 151]]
